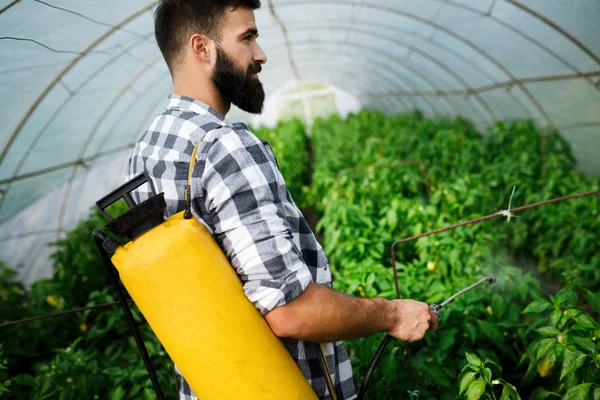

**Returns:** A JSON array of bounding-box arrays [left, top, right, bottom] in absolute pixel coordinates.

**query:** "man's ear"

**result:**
[[189, 34, 212, 62]]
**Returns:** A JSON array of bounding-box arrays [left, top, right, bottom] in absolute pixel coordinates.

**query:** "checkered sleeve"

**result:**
[[191, 126, 312, 316]]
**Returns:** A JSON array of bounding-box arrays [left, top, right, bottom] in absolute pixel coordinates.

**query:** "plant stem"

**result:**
[[481, 372, 498, 400]]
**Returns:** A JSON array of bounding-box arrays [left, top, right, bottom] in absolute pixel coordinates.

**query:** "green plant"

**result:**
[[0, 261, 27, 327], [520, 287, 600, 399], [29, 337, 105, 400], [0, 345, 10, 396], [459, 352, 521, 400]]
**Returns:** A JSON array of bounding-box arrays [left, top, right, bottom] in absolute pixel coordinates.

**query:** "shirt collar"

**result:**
[[166, 94, 231, 126]]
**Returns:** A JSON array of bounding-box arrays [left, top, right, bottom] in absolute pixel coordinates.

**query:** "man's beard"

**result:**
[[212, 46, 265, 114]]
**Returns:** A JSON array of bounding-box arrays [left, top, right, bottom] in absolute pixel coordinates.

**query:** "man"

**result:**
[[127, 1, 438, 399]]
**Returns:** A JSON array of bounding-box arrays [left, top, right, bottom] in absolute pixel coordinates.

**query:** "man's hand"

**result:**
[[386, 300, 438, 342], [264, 282, 438, 343]]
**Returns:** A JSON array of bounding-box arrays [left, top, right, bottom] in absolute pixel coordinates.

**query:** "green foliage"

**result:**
[[309, 109, 599, 398], [459, 352, 521, 400], [520, 287, 600, 398]]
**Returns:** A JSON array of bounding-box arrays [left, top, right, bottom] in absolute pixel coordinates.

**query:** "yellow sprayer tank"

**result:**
[[95, 173, 317, 400]]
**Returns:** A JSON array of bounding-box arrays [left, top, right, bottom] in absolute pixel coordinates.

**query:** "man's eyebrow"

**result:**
[[239, 28, 258, 38]]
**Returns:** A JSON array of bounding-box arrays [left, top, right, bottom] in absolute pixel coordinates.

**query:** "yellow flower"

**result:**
[[46, 295, 60, 308], [426, 261, 436, 271], [79, 323, 88, 333]]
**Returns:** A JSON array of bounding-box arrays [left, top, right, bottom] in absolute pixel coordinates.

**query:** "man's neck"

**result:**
[[173, 75, 230, 117]]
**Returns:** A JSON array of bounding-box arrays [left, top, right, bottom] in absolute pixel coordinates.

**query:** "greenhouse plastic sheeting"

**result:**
[[0, 0, 598, 284]]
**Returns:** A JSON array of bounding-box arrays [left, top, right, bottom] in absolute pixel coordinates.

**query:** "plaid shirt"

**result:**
[[126, 94, 357, 400]]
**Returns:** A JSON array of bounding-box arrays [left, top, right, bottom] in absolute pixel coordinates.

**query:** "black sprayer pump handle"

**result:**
[[96, 173, 157, 220], [96, 173, 166, 240]]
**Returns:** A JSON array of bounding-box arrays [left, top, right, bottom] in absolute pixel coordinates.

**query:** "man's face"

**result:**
[[212, 7, 267, 114]]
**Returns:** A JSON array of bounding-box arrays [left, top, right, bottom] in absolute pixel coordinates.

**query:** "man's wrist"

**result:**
[[370, 296, 398, 334]]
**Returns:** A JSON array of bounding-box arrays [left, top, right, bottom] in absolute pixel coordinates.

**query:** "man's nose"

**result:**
[[253, 43, 267, 65]]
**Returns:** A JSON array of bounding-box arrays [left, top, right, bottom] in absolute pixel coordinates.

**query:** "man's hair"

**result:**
[[154, 0, 261, 73]]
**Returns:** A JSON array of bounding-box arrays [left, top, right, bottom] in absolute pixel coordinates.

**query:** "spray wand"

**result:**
[[429, 276, 496, 316], [357, 276, 497, 400]]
